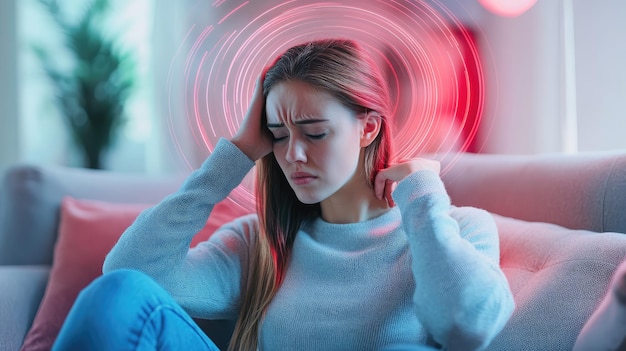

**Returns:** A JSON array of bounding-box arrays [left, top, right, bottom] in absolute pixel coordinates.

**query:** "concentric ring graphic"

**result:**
[[167, 0, 484, 211]]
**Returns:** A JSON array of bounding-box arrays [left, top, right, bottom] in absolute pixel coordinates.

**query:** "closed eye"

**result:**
[[307, 133, 327, 140], [272, 133, 327, 142], [272, 135, 288, 142]]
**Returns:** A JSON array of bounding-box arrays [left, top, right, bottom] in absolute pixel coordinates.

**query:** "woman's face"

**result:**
[[265, 80, 365, 204]]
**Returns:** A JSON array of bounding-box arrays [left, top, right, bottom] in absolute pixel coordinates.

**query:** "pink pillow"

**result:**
[[20, 196, 249, 351]]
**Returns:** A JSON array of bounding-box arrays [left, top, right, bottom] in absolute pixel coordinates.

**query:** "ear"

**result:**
[[360, 110, 382, 148]]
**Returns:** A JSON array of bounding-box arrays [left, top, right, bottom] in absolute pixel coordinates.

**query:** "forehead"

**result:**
[[265, 81, 348, 123]]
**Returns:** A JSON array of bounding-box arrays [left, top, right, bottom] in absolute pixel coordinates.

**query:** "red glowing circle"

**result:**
[[167, 0, 484, 211]]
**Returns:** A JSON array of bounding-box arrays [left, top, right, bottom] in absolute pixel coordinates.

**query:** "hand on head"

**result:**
[[231, 67, 273, 161], [374, 158, 441, 207]]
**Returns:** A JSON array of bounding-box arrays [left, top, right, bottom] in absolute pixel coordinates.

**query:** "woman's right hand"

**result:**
[[230, 69, 273, 161]]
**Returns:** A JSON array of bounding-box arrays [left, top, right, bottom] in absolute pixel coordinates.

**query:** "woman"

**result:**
[[53, 39, 514, 351]]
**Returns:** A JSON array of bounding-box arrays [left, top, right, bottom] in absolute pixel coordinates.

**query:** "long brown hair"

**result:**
[[229, 38, 393, 351]]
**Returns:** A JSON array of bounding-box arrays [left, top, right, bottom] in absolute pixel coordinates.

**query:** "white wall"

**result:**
[[149, 0, 202, 174], [472, 0, 565, 154], [574, 0, 626, 152], [0, 0, 19, 175], [469, 0, 626, 154]]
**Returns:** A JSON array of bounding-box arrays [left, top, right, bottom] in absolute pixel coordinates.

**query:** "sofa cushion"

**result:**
[[20, 196, 248, 351], [572, 259, 626, 350], [487, 214, 626, 351]]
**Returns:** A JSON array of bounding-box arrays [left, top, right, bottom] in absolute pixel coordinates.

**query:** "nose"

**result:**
[[285, 138, 307, 163]]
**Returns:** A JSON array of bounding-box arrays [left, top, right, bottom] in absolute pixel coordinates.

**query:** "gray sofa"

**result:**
[[1, 151, 626, 350]]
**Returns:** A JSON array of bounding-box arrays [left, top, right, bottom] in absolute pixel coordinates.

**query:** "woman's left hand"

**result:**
[[374, 158, 441, 207]]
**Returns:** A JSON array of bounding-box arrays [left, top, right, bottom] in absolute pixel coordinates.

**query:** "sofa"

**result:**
[[1, 150, 626, 351]]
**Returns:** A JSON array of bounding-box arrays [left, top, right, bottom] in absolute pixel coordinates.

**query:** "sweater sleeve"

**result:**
[[103, 138, 257, 319], [392, 170, 515, 351]]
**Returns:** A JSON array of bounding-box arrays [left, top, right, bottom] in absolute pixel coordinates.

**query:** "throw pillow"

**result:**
[[572, 259, 626, 351], [20, 196, 248, 351]]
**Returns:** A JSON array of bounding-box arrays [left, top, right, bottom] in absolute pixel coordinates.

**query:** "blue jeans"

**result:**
[[52, 269, 221, 351], [382, 346, 440, 351]]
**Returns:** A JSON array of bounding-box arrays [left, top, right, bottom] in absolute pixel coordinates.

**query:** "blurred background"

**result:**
[[1, 0, 624, 176]]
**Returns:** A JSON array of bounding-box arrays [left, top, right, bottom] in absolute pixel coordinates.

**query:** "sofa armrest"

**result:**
[[0, 265, 49, 351], [440, 151, 626, 233], [0, 164, 186, 265]]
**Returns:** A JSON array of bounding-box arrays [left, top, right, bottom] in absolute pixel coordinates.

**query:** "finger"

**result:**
[[257, 65, 271, 89], [384, 179, 395, 207], [253, 76, 262, 95], [252, 66, 271, 97], [374, 171, 388, 200], [249, 80, 266, 118]]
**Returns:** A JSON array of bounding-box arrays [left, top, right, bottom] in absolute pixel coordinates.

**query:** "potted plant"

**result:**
[[34, 0, 135, 169]]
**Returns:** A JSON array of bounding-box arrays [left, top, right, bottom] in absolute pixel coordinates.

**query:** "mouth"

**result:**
[[290, 171, 317, 185]]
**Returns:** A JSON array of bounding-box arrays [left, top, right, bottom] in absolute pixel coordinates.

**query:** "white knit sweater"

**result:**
[[104, 138, 514, 351]]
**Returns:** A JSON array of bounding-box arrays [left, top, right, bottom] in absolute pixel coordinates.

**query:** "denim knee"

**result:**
[[53, 269, 161, 350], [85, 269, 159, 294], [55, 269, 219, 350], [82, 269, 156, 298], [382, 344, 440, 351], [72, 269, 164, 322]]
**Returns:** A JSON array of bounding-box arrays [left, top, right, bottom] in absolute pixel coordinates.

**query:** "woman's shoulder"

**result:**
[[449, 206, 498, 237], [211, 213, 259, 238], [190, 213, 260, 257], [449, 205, 493, 221]]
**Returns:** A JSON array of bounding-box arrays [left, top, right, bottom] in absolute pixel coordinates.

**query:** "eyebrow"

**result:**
[[267, 119, 329, 128]]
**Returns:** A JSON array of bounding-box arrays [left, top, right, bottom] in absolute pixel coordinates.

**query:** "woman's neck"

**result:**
[[319, 177, 390, 224]]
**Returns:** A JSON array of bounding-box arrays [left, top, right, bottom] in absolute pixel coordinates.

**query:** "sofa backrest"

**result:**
[[439, 151, 626, 234], [2, 153, 626, 349], [3, 149, 626, 266], [0, 164, 186, 265]]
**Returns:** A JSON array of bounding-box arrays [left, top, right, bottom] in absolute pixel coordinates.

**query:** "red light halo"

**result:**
[[166, 1, 483, 211]]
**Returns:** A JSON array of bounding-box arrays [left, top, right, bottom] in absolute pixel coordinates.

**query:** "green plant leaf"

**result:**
[[34, 0, 137, 169]]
